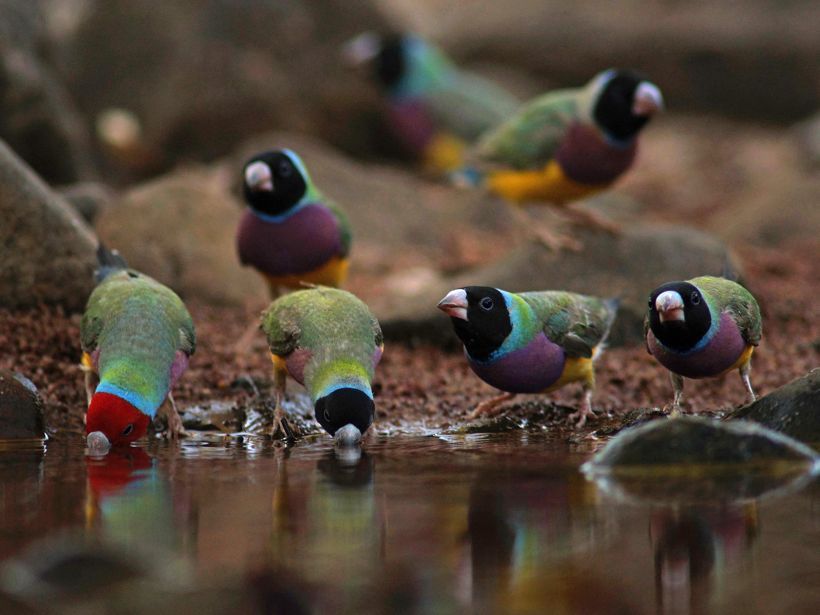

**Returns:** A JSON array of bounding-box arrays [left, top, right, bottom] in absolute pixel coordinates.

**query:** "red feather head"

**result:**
[[86, 392, 150, 446]]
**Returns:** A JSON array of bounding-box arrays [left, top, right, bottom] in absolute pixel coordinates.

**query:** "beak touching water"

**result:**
[[632, 82, 664, 116], [656, 290, 685, 323], [438, 289, 468, 321], [86, 430, 111, 454]]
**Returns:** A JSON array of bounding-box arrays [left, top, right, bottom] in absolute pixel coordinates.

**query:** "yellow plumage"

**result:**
[[263, 256, 349, 292], [422, 132, 467, 175], [486, 159, 608, 204], [542, 356, 595, 394]]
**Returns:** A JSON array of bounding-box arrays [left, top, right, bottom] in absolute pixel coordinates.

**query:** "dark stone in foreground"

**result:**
[[583, 416, 819, 504], [0, 370, 45, 439], [729, 369, 820, 447], [585, 416, 818, 468]]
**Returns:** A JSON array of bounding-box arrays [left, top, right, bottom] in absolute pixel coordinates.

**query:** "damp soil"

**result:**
[[0, 242, 816, 442]]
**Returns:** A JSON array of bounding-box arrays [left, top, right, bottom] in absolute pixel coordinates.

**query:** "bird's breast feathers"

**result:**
[[237, 204, 345, 278]]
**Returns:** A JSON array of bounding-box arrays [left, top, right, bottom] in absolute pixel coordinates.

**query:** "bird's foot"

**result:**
[[567, 405, 596, 429], [164, 408, 189, 440], [468, 392, 517, 420], [272, 406, 299, 442], [564, 206, 622, 235], [531, 227, 583, 252], [662, 403, 683, 417]]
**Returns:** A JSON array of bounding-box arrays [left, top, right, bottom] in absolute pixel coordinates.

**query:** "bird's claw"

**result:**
[[568, 406, 595, 429]]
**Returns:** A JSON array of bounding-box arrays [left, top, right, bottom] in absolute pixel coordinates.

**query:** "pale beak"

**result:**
[[342, 31, 380, 66], [86, 431, 111, 454], [437, 289, 468, 321], [244, 161, 274, 192], [334, 423, 362, 448], [633, 82, 664, 116], [656, 290, 685, 323]]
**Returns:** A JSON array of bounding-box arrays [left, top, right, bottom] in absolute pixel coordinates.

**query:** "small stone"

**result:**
[[0, 370, 45, 439], [730, 368, 820, 447]]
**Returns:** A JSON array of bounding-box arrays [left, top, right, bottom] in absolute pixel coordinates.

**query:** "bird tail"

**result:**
[[449, 166, 485, 189], [95, 243, 128, 283], [593, 298, 621, 361]]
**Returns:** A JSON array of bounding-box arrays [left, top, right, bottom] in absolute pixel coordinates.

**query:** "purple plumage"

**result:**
[[236, 204, 344, 277], [466, 333, 565, 394], [555, 123, 637, 184], [386, 99, 436, 154], [647, 312, 747, 379]]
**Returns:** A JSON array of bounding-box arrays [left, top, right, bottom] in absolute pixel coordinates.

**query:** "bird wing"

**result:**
[[524, 291, 615, 359], [261, 301, 302, 357], [424, 72, 521, 141], [724, 289, 762, 346], [176, 308, 196, 356], [474, 88, 579, 170], [324, 198, 352, 258], [694, 277, 763, 347]]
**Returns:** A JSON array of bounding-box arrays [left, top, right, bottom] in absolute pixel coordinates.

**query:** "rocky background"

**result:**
[[0, 0, 817, 440]]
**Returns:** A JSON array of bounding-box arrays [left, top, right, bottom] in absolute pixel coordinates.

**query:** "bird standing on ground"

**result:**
[[82, 246, 195, 450], [438, 286, 618, 427], [645, 276, 762, 412], [344, 32, 521, 174], [261, 287, 383, 446], [238, 149, 352, 295], [458, 69, 663, 249]]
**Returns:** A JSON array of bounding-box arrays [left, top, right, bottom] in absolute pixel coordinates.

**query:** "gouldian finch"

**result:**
[[438, 286, 618, 427], [82, 246, 195, 450], [645, 276, 762, 412], [459, 69, 662, 248], [238, 149, 352, 295], [344, 32, 521, 174], [261, 287, 383, 446]]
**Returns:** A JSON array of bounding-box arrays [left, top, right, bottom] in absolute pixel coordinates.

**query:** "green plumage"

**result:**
[[475, 89, 582, 169], [324, 197, 353, 257], [261, 287, 383, 402], [81, 269, 195, 411], [689, 276, 762, 346], [519, 291, 618, 358], [424, 70, 522, 141]]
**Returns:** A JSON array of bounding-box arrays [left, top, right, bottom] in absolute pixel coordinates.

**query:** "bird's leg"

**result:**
[[563, 202, 622, 235], [740, 362, 756, 403], [162, 393, 188, 439], [512, 206, 582, 252], [665, 373, 685, 416], [568, 384, 596, 428], [271, 362, 298, 441], [469, 392, 516, 420]]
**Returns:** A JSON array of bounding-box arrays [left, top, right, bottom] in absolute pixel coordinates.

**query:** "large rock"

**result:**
[[53, 0, 395, 173], [94, 166, 266, 306], [0, 370, 45, 439], [730, 369, 820, 447], [582, 416, 819, 504], [378, 223, 737, 347], [0, 2, 95, 183], [0, 139, 97, 310], [398, 0, 820, 123]]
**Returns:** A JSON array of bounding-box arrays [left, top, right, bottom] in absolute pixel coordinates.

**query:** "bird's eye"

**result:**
[[278, 161, 292, 177], [690, 291, 701, 305], [480, 297, 494, 311], [324, 409, 331, 422], [648, 297, 654, 308], [121, 423, 134, 436]]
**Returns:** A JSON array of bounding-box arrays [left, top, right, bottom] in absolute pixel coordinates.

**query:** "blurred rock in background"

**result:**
[[380, 0, 820, 123], [0, 0, 95, 183], [0, 139, 97, 311], [44, 0, 398, 179]]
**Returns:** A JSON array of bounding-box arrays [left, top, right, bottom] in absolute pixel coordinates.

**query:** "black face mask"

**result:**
[[243, 151, 307, 217], [593, 70, 650, 142], [451, 287, 512, 361], [314, 388, 374, 436]]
